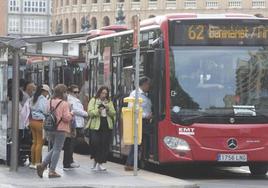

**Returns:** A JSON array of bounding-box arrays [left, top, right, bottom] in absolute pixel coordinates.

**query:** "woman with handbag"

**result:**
[[87, 86, 116, 171]]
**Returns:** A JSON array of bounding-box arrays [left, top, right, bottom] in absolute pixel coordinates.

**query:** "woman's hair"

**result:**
[[32, 85, 43, 104], [95, 86, 110, 101], [53, 84, 67, 99]]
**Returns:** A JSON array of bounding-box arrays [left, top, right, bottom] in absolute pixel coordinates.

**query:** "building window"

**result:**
[[73, 0, 77, 5], [23, 17, 47, 34], [206, 0, 218, 8], [66, 0, 69, 5], [103, 16, 110, 26], [252, 0, 265, 8], [82, 0, 87, 4], [92, 0, 97, 3], [91, 17, 97, 29], [8, 17, 20, 33], [228, 0, 242, 8], [104, 0, 110, 3], [184, 0, 196, 9], [72, 18, 77, 33], [23, 0, 47, 13], [9, 0, 20, 12]]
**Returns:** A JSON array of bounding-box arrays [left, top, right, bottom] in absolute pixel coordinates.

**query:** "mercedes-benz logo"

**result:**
[[227, 138, 237, 149], [229, 117, 235, 124]]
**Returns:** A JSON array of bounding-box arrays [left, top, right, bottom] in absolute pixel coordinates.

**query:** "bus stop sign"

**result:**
[[132, 15, 140, 49]]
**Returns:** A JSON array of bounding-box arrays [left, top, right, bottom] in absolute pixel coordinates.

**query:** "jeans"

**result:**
[[43, 131, 66, 171]]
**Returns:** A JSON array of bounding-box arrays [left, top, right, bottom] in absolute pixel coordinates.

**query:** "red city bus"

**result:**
[[86, 13, 268, 175]]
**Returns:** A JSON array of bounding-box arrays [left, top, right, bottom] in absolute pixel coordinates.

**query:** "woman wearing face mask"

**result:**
[[87, 86, 116, 171], [29, 84, 50, 169]]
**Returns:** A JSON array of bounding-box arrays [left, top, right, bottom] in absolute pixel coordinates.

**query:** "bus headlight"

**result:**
[[163, 136, 191, 151]]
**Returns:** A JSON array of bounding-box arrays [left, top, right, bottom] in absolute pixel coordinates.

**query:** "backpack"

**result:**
[[43, 100, 63, 132]]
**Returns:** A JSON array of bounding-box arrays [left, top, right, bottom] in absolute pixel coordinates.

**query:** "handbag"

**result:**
[[84, 118, 92, 138]]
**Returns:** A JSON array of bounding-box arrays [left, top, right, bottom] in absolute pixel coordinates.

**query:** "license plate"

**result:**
[[217, 154, 247, 162]]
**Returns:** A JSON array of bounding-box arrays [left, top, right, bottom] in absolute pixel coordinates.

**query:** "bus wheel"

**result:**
[[249, 164, 268, 176]]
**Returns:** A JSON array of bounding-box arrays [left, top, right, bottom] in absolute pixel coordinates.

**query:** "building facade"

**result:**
[[0, 1, 8, 36], [8, 0, 52, 37], [52, 0, 268, 34]]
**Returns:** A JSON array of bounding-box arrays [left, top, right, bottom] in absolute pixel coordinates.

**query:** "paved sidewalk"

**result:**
[[0, 153, 198, 188]]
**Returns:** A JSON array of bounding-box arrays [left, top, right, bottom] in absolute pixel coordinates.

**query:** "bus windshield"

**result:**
[[170, 46, 268, 123]]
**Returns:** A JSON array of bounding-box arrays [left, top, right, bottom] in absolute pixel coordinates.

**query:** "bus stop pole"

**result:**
[[48, 57, 54, 89], [10, 49, 20, 172], [133, 14, 140, 176]]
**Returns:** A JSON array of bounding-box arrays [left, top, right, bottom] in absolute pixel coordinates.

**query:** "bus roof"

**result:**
[[141, 13, 268, 27], [100, 25, 128, 32], [87, 13, 268, 42]]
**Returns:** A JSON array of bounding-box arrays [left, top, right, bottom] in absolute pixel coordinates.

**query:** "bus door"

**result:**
[[141, 49, 165, 162], [110, 55, 123, 156], [115, 53, 136, 156]]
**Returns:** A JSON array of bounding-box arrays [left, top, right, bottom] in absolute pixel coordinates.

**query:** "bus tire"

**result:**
[[249, 164, 268, 176]]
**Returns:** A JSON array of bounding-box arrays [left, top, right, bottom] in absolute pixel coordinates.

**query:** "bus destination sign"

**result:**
[[172, 20, 268, 46]]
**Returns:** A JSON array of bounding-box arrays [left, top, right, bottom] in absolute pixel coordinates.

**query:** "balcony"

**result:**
[[252, 0, 265, 8], [103, 3, 111, 11], [148, 1, 157, 10], [206, 0, 219, 9], [166, 1, 176, 9], [72, 5, 79, 13], [228, 0, 242, 9], [65, 6, 71, 13], [81, 4, 88, 12], [116, 2, 125, 10], [131, 2, 141, 10], [91, 4, 98, 12]]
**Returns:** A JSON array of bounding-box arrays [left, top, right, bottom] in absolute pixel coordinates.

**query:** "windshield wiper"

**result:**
[[172, 108, 235, 126], [171, 109, 211, 126], [177, 114, 206, 126]]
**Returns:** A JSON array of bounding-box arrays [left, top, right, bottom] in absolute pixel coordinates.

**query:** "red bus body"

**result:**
[[149, 14, 268, 166]]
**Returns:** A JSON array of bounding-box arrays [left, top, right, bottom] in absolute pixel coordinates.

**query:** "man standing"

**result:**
[[63, 85, 88, 170], [125, 76, 153, 171]]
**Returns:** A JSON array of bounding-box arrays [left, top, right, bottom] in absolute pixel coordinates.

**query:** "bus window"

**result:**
[[170, 46, 268, 122]]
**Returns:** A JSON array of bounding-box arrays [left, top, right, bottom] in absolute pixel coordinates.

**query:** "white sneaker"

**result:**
[[91, 161, 97, 169], [70, 162, 80, 168], [94, 163, 106, 171], [29, 164, 37, 169]]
